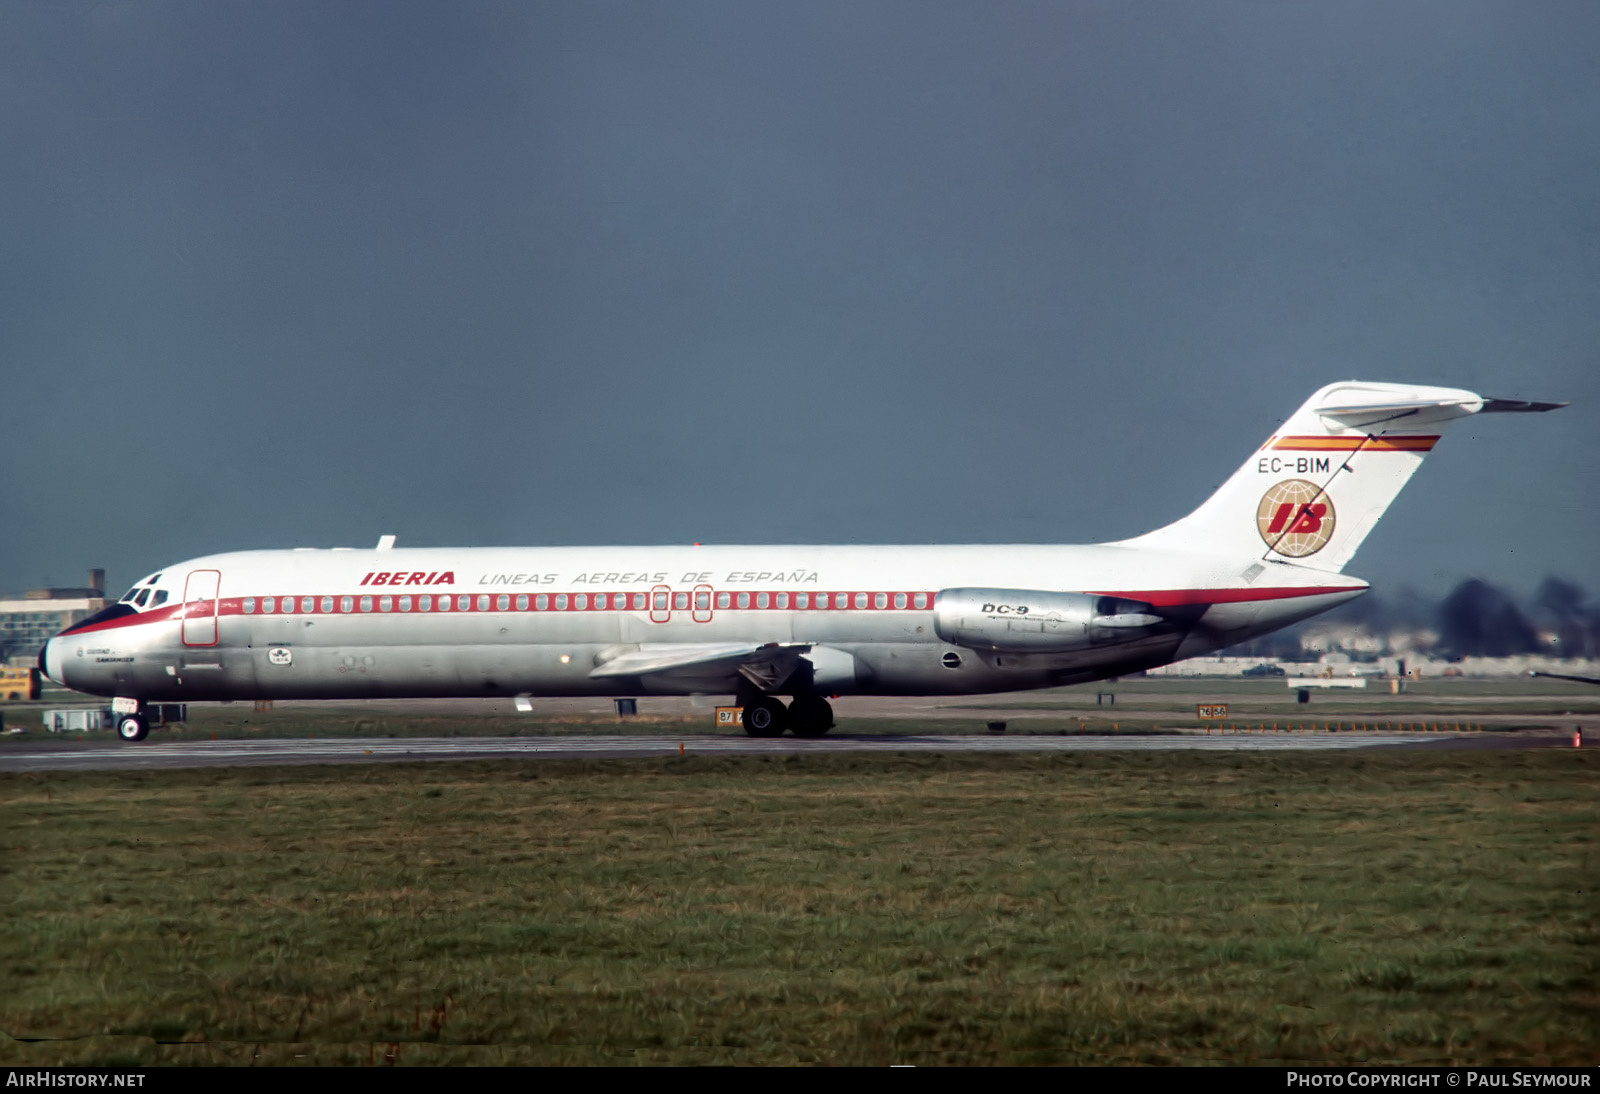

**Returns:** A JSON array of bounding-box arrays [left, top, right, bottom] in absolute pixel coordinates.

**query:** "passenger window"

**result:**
[[515, 594, 528, 611], [795, 593, 809, 609], [438, 595, 451, 611], [556, 594, 568, 610], [261, 597, 275, 614], [574, 594, 588, 610], [716, 592, 730, 609], [652, 592, 666, 610], [399, 595, 411, 611], [736, 592, 750, 609], [874, 593, 887, 609], [894, 593, 907, 609], [458, 595, 471, 611], [914, 593, 928, 610], [695, 592, 709, 610], [360, 596, 373, 612], [536, 594, 548, 610], [855, 593, 868, 609], [776, 592, 789, 609], [756, 592, 769, 609], [420, 595, 433, 610], [674, 592, 689, 610], [243, 598, 256, 614], [380, 596, 392, 612], [340, 596, 353, 613], [632, 592, 645, 610], [303, 597, 316, 613], [497, 594, 509, 611], [478, 595, 491, 611]]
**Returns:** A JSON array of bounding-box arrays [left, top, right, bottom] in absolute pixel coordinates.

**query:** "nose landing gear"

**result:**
[[116, 714, 150, 742]]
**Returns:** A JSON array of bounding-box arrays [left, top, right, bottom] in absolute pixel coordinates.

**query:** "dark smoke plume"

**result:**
[[1436, 579, 1541, 658]]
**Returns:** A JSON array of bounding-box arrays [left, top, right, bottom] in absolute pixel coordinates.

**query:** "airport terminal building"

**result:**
[[1, 570, 105, 666]]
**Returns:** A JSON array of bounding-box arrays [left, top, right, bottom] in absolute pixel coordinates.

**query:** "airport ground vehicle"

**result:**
[[0, 665, 40, 702], [39, 381, 1560, 741]]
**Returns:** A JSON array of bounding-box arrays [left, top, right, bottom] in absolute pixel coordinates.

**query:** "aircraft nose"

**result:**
[[40, 636, 63, 686]]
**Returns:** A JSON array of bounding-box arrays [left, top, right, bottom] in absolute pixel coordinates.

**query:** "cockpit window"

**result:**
[[134, 589, 152, 608], [120, 587, 141, 603], [146, 573, 162, 585], [150, 590, 169, 607]]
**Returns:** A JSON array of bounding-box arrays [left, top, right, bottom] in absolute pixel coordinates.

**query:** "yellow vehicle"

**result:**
[[1, 666, 41, 701]]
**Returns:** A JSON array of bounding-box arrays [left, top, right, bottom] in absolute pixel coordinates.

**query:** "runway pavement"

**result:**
[[0, 730, 1510, 773]]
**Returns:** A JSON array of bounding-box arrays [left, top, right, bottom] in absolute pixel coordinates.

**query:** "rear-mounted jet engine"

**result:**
[[933, 588, 1163, 653]]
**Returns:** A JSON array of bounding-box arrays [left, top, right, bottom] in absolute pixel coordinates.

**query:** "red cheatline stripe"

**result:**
[[57, 584, 1361, 637], [1271, 435, 1438, 452], [59, 604, 185, 636], [1089, 586, 1363, 607]]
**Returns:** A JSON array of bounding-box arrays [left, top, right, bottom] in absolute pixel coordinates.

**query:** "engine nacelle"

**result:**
[[933, 587, 1163, 653]]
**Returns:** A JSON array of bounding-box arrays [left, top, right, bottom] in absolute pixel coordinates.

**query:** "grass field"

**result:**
[[2, 749, 1594, 1065]]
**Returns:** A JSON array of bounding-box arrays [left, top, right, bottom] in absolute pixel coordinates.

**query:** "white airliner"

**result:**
[[41, 381, 1561, 742]]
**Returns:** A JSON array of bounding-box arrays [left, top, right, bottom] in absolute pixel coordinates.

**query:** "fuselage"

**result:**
[[42, 543, 1366, 702]]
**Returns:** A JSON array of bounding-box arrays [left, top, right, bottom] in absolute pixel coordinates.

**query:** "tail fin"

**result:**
[[1121, 381, 1564, 573]]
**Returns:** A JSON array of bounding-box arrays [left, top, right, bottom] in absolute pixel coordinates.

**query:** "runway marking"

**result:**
[[0, 733, 1459, 772]]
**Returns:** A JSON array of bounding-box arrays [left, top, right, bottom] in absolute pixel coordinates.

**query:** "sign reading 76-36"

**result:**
[[1198, 704, 1229, 720]]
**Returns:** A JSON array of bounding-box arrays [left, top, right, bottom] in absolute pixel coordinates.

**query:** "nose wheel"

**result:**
[[116, 714, 150, 742]]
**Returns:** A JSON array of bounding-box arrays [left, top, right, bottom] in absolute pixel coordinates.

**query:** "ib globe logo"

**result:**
[[1257, 479, 1335, 558]]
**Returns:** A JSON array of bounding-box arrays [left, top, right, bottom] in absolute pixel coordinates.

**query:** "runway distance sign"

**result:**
[[1197, 704, 1229, 720]]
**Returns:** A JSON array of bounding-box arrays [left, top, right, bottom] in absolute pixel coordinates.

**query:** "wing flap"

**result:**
[[588, 642, 805, 680]]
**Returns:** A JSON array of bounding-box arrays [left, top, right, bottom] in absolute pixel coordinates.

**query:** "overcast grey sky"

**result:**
[[3, 1, 1596, 601]]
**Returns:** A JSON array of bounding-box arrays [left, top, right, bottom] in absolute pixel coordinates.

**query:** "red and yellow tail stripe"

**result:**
[[1260, 435, 1438, 453]]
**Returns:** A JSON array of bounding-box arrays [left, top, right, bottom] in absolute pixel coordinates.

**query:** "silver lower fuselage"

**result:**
[[43, 582, 1360, 702]]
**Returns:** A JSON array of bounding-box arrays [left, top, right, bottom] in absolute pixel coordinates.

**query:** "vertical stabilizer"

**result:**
[[1118, 381, 1561, 573]]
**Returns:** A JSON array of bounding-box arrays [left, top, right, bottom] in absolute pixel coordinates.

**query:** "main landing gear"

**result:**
[[739, 693, 835, 738]]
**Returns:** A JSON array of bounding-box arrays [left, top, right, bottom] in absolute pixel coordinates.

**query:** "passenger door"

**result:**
[[181, 569, 221, 647]]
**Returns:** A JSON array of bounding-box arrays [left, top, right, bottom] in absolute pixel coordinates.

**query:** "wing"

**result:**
[[1529, 670, 1600, 687], [589, 642, 809, 690]]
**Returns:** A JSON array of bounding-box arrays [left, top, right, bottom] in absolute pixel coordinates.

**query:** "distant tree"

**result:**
[[1436, 579, 1541, 658]]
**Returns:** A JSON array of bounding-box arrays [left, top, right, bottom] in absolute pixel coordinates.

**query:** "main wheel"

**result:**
[[116, 715, 150, 742], [788, 695, 834, 737], [741, 696, 788, 738]]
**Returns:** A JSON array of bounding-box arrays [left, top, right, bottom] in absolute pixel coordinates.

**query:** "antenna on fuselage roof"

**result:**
[[376, 535, 396, 550]]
